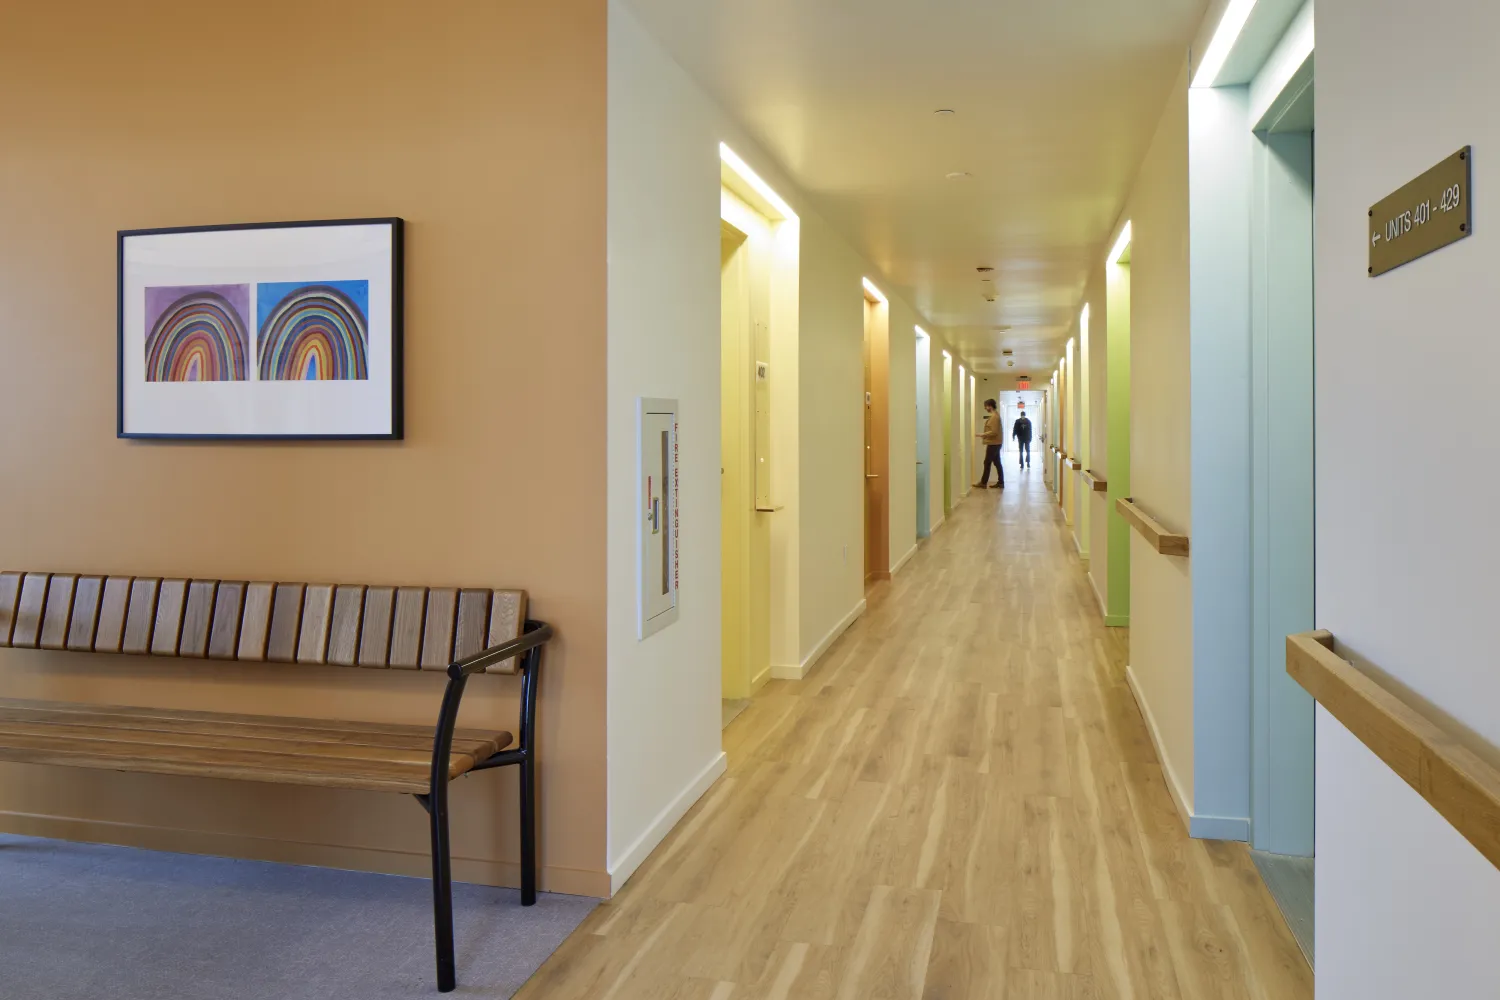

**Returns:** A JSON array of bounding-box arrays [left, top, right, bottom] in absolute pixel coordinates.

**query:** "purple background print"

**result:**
[[144, 283, 251, 335]]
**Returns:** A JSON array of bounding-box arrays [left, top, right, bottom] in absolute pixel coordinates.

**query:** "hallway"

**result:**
[[519, 472, 1312, 999]]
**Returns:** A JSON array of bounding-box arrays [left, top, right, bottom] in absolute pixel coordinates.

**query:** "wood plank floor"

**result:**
[[517, 471, 1313, 1000]]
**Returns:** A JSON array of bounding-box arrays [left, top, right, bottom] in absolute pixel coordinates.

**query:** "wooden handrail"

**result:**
[[1067, 458, 1083, 471], [1082, 470, 1108, 491], [1287, 631, 1500, 871], [1115, 498, 1190, 556]]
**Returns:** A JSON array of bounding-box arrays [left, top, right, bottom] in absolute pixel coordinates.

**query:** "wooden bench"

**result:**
[[0, 571, 552, 994]]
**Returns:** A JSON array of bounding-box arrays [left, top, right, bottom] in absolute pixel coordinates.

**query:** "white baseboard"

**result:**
[[770, 599, 866, 681], [929, 514, 947, 534], [890, 543, 919, 577], [608, 750, 727, 895], [1123, 666, 1248, 843], [749, 663, 770, 695], [1073, 531, 1088, 560], [1089, 571, 1108, 619], [1125, 664, 1194, 834]]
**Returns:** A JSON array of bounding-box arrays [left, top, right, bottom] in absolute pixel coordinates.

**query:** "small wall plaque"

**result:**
[[1369, 148, 1471, 277]]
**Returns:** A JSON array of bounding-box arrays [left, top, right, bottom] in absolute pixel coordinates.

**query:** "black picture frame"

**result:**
[[117, 217, 405, 441]]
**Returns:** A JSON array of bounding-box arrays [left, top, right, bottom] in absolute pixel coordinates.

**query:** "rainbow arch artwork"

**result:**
[[143, 285, 251, 382], [256, 280, 370, 382]]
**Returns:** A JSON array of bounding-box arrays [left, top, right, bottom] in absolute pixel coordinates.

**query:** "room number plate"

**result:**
[[1369, 147, 1472, 276]]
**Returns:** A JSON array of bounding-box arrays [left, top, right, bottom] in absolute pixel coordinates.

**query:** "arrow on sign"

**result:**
[[1371, 232, 1382, 247]]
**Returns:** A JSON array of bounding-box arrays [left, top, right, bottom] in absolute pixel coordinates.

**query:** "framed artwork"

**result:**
[[118, 218, 404, 440]]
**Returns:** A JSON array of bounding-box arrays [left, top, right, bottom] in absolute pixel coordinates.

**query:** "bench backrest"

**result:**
[[0, 572, 527, 674]]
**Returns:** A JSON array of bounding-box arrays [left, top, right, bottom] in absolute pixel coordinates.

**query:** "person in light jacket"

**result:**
[[975, 398, 1004, 489]]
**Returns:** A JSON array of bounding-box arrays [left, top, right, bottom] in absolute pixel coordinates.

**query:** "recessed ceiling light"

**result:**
[[934, 109, 956, 116], [976, 266, 994, 273], [946, 171, 971, 180]]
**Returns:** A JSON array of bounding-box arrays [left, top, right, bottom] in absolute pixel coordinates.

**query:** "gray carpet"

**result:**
[[0, 835, 597, 999]]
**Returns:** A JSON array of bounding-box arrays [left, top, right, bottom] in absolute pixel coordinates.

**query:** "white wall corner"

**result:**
[[1126, 664, 1195, 834], [771, 598, 866, 681], [890, 543, 919, 577], [1089, 572, 1108, 620], [609, 750, 727, 895], [1127, 665, 1249, 843]]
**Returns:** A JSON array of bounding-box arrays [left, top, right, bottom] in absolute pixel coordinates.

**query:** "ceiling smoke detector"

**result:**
[[934, 109, 956, 116], [976, 266, 994, 273], [945, 171, 971, 180]]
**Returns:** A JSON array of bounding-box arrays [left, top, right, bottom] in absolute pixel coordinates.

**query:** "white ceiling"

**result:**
[[623, 0, 1210, 374]]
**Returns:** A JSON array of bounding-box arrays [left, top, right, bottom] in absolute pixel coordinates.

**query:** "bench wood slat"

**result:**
[[358, 587, 396, 667], [297, 584, 335, 665], [0, 719, 506, 768], [66, 577, 105, 651], [151, 580, 189, 656], [40, 575, 78, 650], [388, 588, 427, 670], [179, 581, 218, 659], [238, 583, 274, 661], [421, 588, 458, 670], [326, 586, 366, 667], [0, 572, 21, 645], [454, 590, 491, 661], [0, 706, 501, 756], [122, 579, 161, 655], [93, 578, 133, 654], [266, 584, 305, 663], [486, 590, 528, 674], [0, 700, 502, 747], [0, 700, 512, 794], [208, 583, 246, 660], [0, 738, 457, 795], [12, 573, 50, 649]]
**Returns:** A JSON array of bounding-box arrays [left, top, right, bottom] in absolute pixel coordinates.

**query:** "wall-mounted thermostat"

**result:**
[[637, 397, 679, 639]]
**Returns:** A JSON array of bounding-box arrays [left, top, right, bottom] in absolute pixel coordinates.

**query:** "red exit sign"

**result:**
[[1016, 377, 1031, 390]]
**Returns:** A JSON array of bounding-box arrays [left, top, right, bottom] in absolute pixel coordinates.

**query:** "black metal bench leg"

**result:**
[[429, 787, 457, 993], [520, 753, 537, 906]]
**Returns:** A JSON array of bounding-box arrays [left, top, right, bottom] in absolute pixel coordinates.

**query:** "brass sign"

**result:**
[[1369, 147, 1472, 276]]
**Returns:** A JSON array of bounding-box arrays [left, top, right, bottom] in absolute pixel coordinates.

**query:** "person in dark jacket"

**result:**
[[1013, 411, 1033, 468]]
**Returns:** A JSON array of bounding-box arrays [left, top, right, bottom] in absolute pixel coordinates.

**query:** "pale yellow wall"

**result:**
[[796, 212, 876, 657], [768, 220, 802, 670], [886, 299, 918, 570], [958, 367, 969, 495], [1124, 60, 1194, 813], [927, 341, 949, 533], [1082, 262, 1110, 611], [719, 190, 777, 698], [1063, 340, 1076, 528]]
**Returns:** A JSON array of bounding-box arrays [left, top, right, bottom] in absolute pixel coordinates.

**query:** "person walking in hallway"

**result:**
[[975, 398, 1004, 489], [1013, 409, 1033, 468]]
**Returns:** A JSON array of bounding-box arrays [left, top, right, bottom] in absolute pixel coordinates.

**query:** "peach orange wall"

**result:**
[[0, 0, 610, 896]]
